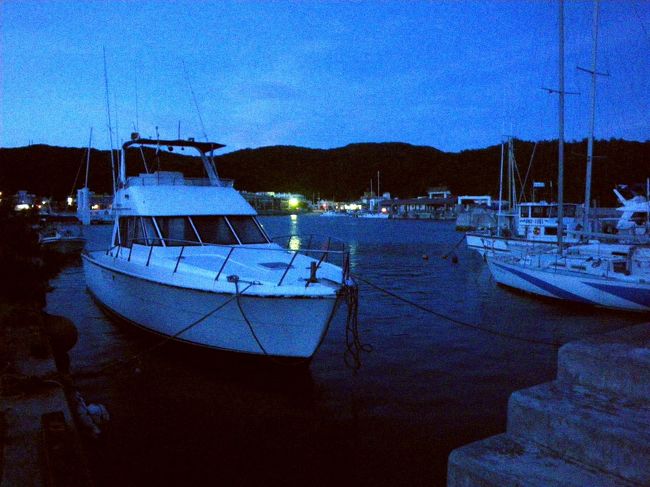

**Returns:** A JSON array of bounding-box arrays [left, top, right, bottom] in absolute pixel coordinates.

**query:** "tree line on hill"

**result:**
[[0, 139, 648, 207]]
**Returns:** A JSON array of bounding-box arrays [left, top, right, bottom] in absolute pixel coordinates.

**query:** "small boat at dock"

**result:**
[[39, 214, 86, 254]]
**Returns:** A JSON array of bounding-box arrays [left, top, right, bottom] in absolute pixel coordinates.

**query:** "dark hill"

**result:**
[[1, 140, 648, 206]]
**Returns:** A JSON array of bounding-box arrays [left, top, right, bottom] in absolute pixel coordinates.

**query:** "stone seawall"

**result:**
[[447, 323, 650, 486]]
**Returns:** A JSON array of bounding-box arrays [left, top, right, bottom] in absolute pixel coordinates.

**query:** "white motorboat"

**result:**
[[357, 211, 389, 219], [82, 136, 353, 359], [613, 184, 649, 238], [320, 210, 349, 217]]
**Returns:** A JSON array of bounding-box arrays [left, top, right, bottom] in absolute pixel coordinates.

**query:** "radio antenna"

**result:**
[[182, 60, 208, 142], [103, 46, 116, 194]]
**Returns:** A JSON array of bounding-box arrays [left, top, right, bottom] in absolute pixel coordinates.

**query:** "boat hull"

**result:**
[[466, 233, 564, 257], [82, 255, 341, 358], [41, 238, 86, 255], [487, 258, 650, 312]]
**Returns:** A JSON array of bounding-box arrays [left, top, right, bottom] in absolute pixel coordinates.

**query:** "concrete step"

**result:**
[[447, 433, 637, 487], [507, 381, 650, 485], [557, 324, 650, 401]]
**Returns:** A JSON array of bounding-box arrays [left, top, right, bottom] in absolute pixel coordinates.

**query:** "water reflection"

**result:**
[[288, 235, 301, 251], [289, 213, 298, 233]]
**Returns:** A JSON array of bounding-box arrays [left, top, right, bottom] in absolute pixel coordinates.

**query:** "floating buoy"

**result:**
[[422, 254, 429, 260]]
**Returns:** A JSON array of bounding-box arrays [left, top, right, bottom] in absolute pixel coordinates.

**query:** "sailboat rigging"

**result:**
[[484, 0, 650, 313]]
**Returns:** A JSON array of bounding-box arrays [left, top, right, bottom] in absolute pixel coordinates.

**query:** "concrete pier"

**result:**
[[447, 323, 650, 486], [1, 312, 91, 486]]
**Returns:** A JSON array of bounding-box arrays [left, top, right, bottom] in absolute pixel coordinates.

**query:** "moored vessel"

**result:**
[[82, 135, 353, 359]]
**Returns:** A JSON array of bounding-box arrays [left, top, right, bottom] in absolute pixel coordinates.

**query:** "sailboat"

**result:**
[[465, 137, 582, 256], [358, 171, 390, 218], [485, 0, 650, 312], [76, 129, 114, 225]]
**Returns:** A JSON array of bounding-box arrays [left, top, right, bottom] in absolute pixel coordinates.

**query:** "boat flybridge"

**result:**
[[82, 135, 353, 360]]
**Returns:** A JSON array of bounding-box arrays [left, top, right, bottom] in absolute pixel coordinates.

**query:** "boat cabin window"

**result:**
[[631, 212, 648, 225], [227, 216, 268, 244], [547, 205, 577, 218], [118, 217, 161, 247], [531, 206, 546, 218], [155, 217, 200, 246], [191, 216, 237, 245], [520, 207, 530, 218]]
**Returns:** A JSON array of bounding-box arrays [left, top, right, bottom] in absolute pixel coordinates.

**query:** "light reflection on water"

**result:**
[[46, 215, 646, 487]]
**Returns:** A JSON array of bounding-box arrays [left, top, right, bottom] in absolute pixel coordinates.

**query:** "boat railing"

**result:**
[[271, 234, 350, 286], [109, 234, 350, 286], [125, 176, 235, 187]]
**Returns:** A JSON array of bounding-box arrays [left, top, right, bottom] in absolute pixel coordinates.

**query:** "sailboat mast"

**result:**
[[508, 138, 517, 206], [583, 0, 601, 233], [103, 47, 117, 194], [506, 138, 511, 209], [557, 0, 565, 250], [497, 140, 505, 237], [84, 127, 93, 188]]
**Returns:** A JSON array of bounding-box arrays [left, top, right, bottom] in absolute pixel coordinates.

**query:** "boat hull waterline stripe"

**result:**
[[584, 281, 650, 308], [491, 262, 597, 305]]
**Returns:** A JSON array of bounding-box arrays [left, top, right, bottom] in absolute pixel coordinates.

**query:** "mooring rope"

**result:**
[[231, 275, 360, 369], [343, 282, 372, 371], [442, 234, 466, 260], [352, 273, 561, 348], [98, 282, 254, 374], [232, 276, 268, 356]]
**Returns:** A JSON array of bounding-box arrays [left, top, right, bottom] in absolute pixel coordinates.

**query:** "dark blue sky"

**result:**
[[1, 1, 648, 153]]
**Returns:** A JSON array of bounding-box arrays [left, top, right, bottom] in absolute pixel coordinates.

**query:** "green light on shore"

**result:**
[[288, 197, 299, 208]]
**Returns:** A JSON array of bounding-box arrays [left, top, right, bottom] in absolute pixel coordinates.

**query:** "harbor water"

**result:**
[[46, 215, 645, 486]]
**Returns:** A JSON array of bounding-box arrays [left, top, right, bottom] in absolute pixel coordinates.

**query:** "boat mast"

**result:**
[[508, 137, 517, 207], [582, 0, 601, 235], [84, 127, 93, 188], [497, 140, 505, 236], [557, 0, 565, 251], [103, 47, 117, 194]]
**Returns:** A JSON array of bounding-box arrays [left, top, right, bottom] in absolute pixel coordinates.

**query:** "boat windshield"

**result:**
[[157, 217, 201, 245], [227, 216, 268, 244], [192, 216, 237, 245], [117, 215, 269, 247]]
